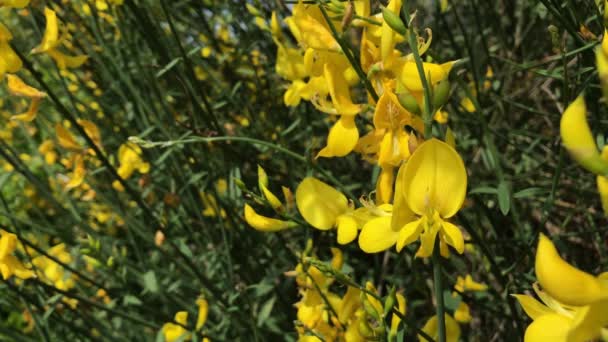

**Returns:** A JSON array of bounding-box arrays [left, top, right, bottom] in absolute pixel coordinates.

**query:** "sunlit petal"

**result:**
[[295, 177, 348, 230]]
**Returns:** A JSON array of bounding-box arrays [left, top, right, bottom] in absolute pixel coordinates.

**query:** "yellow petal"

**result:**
[[55, 124, 81, 150], [3, 255, 34, 280], [330, 247, 343, 270], [296, 177, 348, 229], [0, 0, 30, 9], [419, 314, 461, 342], [358, 216, 398, 253], [389, 292, 406, 337], [195, 298, 208, 331], [536, 234, 606, 306], [396, 217, 424, 252], [401, 61, 454, 92], [6, 75, 46, 98], [567, 298, 608, 342], [32, 8, 59, 53], [11, 98, 41, 122], [440, 220, 464, 254], [524, 313, 571, 342], [375, 166, 394, 204], [336, 215, 358, 245], [401, 138, 467, 218], [243, 204, 295, 232], [513, 294, 553, 320], [317, 116, 359, 158], [453, 302, 471, 323], [560, 95, 608, 174], [47, 49, 88, 69], [381, 0, 402, 63], [0, 231, 17, 259], [325, 64, 361, 116], [0, 42, 22, 76], [598, 146, 608, 214], [391, 163, 416, 232]]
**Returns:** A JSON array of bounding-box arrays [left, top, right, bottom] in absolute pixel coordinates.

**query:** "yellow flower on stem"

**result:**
[[243, 204, 296, 232], [419, 314, 461, 342], [514, 234, 608, 342], [0, 23, 22, 78], [6, 74, 46, 122], [0, 231, 35, 280], [31, 8, 88, 69], [112, 142, 150, 191], [0, 0, 30, 8], [162, 311, 190, 342], [559, 95, 608, 175], [395, 138, 467, 257], [296, 177, 357, 244], [195, 298, 208, 331]]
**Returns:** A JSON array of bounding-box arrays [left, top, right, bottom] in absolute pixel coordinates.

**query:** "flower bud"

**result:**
[[397, 89, 421, 115], [432, 78, 450, 109], [382, 7, 407, 35]]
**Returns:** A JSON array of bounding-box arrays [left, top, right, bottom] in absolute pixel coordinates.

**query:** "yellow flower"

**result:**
[[6, 74, 46, 122], [112, 142, 150, 191], [454, 275, 488, 293], [0, 0, 30, 8], [257, 165, 283, 211], [514, 234, 608, 342], [162, 311, 190, 342], [453, 302, 471, 323], [289, 3, 340, 52], [400, 61, 455, 94], [395, 138, 467, 257], [296, 177, 387, 245], [195, 298, 208, 331], [419, 314, 461, 342], [31, 8, 88, 69], [0, 231, 35, 280], [243, 204, 296, 232], [0, 24, 22, 79]]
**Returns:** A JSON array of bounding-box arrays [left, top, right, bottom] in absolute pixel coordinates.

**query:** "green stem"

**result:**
[[432, 241, 446, 342], [402, 4, 434, 139]]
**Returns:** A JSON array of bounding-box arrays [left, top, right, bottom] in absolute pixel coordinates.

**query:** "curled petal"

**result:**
[[524, 314, 571, 342], [317, 115, 359, 158], [419, 314, 461, 342], [560, 95, 608, 175], [244, 204, 295, 232], [401, 61, 455, 93], [295, 177, 348, 230], [375, 166, 394, 204], [440, 221, 464, 254], [567, 299, 608, 342], [391, 163, 416, 232], [535, 234, 606, 306], [47, 49, 88, 69], [6, 75, 46, 98], [32, 7, 59, 53], [324, 64, 361, 116], [195, 298, 208, 331], [401, 138, 467, 218], [512, 294, 553, 320], [336, 215, 358, 245], [396, 217, 424, 252], [358, 216, 398, 253]]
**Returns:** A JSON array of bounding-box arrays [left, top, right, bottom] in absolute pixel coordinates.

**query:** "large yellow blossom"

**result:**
[[514, 234, 608, 341]]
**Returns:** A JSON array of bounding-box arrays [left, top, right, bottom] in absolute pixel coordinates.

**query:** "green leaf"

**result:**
[[257, 296, 276, 327], [123, 295, 143, 306], [513, 187, 546, 199], [469, 186, 497, 195], [443, 291, 461, 311], [497, 181, 511, 215], [143, 271, 159, 294]]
